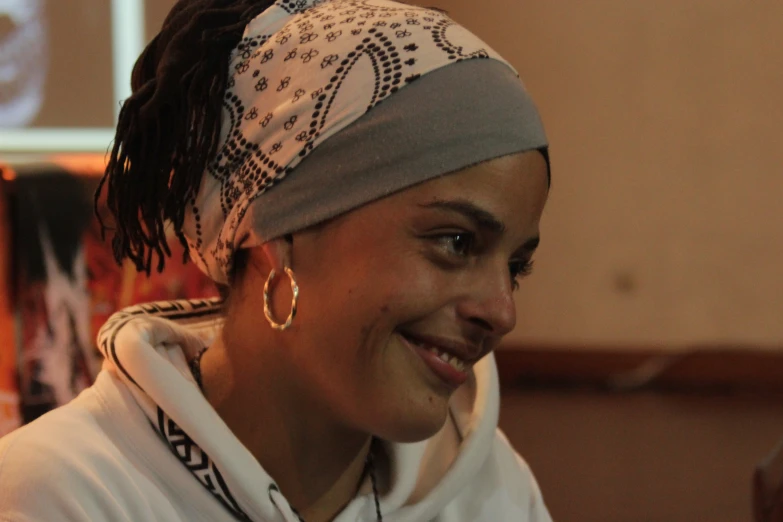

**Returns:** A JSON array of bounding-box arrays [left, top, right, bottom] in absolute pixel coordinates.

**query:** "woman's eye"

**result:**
[[509, 259, 534, 289], [436, 232, 474, 257]]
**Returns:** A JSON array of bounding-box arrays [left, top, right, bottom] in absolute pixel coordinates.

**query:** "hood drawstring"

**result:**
[[367, 438, 383, 521]]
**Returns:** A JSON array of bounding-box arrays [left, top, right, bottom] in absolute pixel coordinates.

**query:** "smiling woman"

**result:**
[[0, 1, 551, 521]]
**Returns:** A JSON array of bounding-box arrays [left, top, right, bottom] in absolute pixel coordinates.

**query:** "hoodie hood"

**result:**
[[97, 298, 502, 522]]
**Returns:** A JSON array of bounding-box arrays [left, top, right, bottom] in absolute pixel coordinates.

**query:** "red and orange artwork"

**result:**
[[0, 155, 217, 434]]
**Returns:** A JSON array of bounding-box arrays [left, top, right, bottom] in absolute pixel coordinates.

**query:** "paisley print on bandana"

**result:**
[[182, 0, 514, 283]]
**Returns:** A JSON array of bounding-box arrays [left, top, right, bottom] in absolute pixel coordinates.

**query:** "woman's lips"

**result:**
[[398, 333, 469, 388]]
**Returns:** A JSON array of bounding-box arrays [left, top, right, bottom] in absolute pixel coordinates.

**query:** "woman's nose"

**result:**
[[455, 262, 517, 336]]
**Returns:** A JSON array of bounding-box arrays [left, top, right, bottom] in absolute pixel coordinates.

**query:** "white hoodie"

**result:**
[[0, 299, 551, 522]]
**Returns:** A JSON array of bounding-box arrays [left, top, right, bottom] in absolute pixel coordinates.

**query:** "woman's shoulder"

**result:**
[[0, 389, 119, 518], [0, 370, 150, 467], [421, 428, 552, 521], [0, 373, 178, 520], [0, 385, 109, 463], [484, 428, 552, 521]]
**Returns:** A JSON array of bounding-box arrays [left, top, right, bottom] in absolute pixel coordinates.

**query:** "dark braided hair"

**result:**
[[95, 0, 276, 275]]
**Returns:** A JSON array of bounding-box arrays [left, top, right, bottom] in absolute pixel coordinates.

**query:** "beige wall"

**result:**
[[147, 1, 783, 348], [416, 0, 783, 348]]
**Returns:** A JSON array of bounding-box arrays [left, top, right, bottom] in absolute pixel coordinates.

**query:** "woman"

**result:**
[[0, 0, 551, 520]]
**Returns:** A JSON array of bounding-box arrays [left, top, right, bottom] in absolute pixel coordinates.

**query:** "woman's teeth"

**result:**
[[409, 338, 467, 372]]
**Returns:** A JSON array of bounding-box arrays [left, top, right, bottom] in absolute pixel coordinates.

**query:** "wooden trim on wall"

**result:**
[[495, 346, 783, 393]]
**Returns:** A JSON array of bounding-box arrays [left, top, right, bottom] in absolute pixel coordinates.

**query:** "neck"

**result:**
[[200, 336, 373, 522]]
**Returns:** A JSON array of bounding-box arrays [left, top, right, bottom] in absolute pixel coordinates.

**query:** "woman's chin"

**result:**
[[376, 399, 451, 443]]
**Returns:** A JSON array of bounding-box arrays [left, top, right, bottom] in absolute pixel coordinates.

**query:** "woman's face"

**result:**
[[255, 150, 548, 442]]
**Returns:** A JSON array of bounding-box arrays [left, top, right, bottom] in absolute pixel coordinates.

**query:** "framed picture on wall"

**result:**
[[0, 0, 144, 152]]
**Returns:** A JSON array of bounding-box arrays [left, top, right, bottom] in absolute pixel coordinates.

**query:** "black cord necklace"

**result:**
[[189, 348, 383, 521]]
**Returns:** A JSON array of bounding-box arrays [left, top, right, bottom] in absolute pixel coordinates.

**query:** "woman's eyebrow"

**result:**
[[518, 236, 540, 254], [417, 199, 505, 233]]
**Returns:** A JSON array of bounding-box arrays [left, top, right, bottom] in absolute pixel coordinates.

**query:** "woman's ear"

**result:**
[[258, 236, 294, 273]]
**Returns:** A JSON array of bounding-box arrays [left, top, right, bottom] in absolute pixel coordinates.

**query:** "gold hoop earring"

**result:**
[[263, 267, 299, 331]]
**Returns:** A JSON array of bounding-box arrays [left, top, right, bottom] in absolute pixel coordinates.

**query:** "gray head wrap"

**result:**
[[181, 0, 548, 283]]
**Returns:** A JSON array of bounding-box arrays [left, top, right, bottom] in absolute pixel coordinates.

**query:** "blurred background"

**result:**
[[0, 1, 782, 521]]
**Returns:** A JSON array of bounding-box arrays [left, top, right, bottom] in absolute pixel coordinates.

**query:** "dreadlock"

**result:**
[[95, 0, 276, 274]]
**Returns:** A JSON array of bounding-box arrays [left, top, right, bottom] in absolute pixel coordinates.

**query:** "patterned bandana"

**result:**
[[182, 0, 548, 283]]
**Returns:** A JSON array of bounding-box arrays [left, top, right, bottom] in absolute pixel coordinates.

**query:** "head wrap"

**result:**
[[181, 0, 548, 283]]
